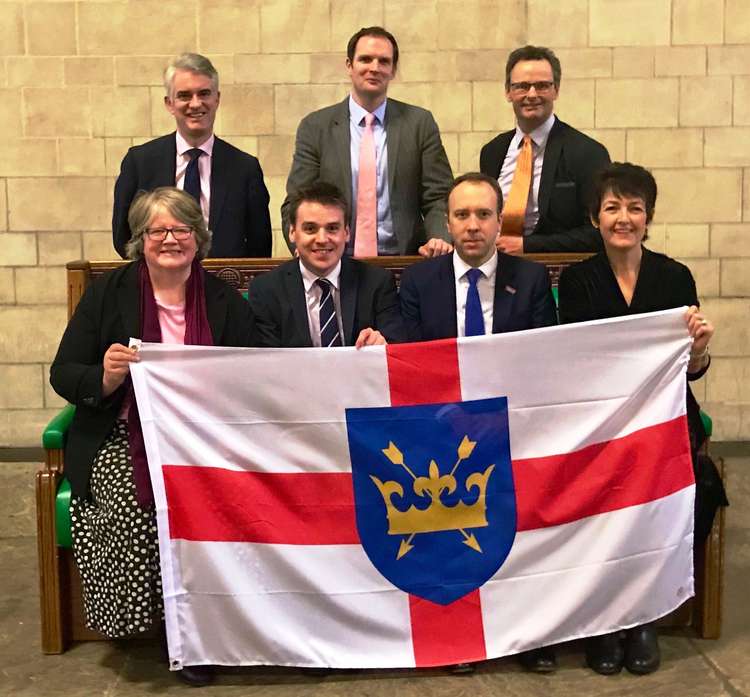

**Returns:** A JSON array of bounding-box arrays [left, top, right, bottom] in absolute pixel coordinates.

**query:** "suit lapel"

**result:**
[[208, 137, 228, 234], [537, 118, 563, 219], [203, 275, 226, 341], [384, 99, 401, 195], [283, 262, 313, 346], [339, 257, 357, 345], [494, 131, 514, 179], [438, 255, 459, 337], [332, 100, 353, 203], [492, 254, 517, 333], [151, 134, 177, 187]]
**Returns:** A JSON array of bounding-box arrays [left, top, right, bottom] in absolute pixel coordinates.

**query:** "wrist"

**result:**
[[690, 345, 709, 360]]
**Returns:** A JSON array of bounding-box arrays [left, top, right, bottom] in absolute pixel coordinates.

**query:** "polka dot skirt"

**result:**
[[70, 421, 164, 638]]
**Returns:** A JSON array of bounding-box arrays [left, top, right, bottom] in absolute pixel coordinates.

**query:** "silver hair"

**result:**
[[125, 187, 212, 260], [163, 53, 219, 96]]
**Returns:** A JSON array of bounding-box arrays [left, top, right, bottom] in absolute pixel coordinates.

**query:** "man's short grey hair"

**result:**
[[164, 53, 219, 96]]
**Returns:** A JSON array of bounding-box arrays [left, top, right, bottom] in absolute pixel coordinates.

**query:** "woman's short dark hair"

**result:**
[[590, 162, 658, 227]]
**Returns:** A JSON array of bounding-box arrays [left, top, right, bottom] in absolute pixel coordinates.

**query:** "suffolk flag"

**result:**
[[130, 308, 696, 670]]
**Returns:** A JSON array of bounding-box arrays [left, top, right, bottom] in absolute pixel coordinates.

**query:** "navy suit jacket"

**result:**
[[479, 118, 610, 253], [248, 256, 405, 347], [399, 252, 557, 342], [112, 133, 272, 258]]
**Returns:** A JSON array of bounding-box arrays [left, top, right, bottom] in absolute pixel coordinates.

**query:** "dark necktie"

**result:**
[[317, 278, 342, 347], [465, 268, 485, 336], [184, 148, 203, 203]]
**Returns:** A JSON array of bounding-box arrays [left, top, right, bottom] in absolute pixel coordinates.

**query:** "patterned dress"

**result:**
[[69, 421, 163, 638]]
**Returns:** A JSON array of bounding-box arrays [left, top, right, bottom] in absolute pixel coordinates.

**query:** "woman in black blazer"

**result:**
[[50, 187, 252, 687], [557, 163, 721, 676]]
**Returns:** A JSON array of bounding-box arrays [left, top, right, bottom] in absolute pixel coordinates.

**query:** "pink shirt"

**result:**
[[175, 131, 214, 226], [117, 298, 186, 419]]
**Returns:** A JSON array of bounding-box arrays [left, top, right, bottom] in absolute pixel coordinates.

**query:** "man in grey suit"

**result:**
[[282, 26, 454, 258]]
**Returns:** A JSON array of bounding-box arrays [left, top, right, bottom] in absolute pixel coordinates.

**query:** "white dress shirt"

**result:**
[[498, 113, 555, 235], [175, 131, 214, 225], [299, 259, 346, 347], [453, 252, 498, 337]]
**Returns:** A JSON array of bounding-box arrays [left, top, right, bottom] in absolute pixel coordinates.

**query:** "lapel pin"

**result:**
[[505, 285, 517, 295]]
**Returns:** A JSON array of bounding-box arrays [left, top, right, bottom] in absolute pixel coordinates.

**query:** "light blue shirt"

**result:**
[[348, 95, 396, 255]]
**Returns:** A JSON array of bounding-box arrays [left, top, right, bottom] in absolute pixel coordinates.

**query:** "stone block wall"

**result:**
[[1, 0, 749, 445]]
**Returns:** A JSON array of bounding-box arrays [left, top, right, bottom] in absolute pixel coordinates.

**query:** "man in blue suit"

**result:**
[[112, 53, 272, 259], [399, 172, 557, 343]]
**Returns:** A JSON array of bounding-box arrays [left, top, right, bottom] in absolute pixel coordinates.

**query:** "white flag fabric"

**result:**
[[131, 307, 695, 670]]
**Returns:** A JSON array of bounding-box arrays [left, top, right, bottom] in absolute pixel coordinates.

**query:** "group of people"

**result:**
[[50, 26, 725, 688]]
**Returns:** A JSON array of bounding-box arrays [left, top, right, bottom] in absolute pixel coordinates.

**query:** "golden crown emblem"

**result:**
[[371, 436, 495, 559]]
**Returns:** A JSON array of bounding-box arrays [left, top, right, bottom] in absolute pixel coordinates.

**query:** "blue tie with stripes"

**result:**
[[317, 279, 342, 347]]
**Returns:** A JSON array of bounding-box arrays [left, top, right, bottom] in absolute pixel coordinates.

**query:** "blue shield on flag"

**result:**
[[346, 397, 516, 605]]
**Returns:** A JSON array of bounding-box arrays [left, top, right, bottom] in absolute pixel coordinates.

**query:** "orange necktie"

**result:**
[[500, 135, 532, 237], [354, 113, 378, 257]]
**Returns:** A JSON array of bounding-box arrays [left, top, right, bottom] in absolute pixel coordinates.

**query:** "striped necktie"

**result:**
[[317, 278, 342, 347]]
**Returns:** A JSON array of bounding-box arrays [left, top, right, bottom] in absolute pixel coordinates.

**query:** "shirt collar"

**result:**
[[348, 94, 387, 126], [175, 131, 215, 157], [453, 249, 498, 282], [299, 258, 343, 293], [513, 113, 556, 149]]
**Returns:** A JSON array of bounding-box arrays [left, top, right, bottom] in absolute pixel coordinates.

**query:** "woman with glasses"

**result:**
[[557, 163, 726, 676], [50, 186, 252, 686]]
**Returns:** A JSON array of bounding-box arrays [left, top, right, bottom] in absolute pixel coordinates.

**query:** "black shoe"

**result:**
[[450, 662, 475, 674], [625, 624, 660, 675], [586, 632, 624, 675], [519, 646, 557, 673], [177, 665, 215, 687]]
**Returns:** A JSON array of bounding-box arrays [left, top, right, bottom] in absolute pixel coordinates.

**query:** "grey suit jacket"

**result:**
[[281, 97, 453, 254]]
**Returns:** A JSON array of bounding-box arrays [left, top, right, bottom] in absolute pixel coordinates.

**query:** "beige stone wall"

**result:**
[[1, 0, 749, 445]]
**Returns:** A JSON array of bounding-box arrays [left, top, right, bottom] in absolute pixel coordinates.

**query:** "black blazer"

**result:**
[[479, 118, 610, 252], [49, 262, 254, 498], [112, 133, 272, 258], [248, 257, 405, 347], [398, 252, 558, 342]]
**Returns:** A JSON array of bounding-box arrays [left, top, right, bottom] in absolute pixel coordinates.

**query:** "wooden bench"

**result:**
[[37, 255, 725, 653]]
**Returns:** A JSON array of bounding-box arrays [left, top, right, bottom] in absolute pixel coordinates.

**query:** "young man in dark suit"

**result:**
[[400, 173, 557, 343], [249, 182, 404, 348], [112, 53, 272, 259], [480, 45, 610, 254]]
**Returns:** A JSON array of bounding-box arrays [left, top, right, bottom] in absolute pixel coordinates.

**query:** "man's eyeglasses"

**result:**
[[509, 81, 555, 95], [145, 226, 194, 241]]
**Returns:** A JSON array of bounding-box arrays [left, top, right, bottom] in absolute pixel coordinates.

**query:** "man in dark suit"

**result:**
[[400, 173, 557, 343], [480, 45, 610, 254], [399, 173, 557, 675], [282, 26, 453, 259], [112, 53, 272, 259], [250, 182, 404, 348]]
